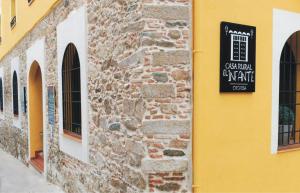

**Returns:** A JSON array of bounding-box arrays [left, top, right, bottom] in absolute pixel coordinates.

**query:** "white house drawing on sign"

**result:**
[[229, 30, 251, 62]]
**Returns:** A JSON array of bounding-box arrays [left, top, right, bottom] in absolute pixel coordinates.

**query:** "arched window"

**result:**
[[12, 71, 18, 116], [0, 78, 3, 112], [278, 31, 300, 148], [62, 43, 81, 137]]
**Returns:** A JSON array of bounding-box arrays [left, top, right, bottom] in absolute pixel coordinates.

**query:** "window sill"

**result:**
[[63, 130, 82, 143], [278, 144, 300, 153]]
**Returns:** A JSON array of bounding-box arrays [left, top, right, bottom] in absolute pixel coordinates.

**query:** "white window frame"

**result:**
[[11, 57, 21, 129], [57, 5, 89, 163], [271, 9, 300, 153]]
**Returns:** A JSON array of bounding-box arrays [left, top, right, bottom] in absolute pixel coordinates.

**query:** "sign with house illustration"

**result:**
[[220, 22, 256, 92]]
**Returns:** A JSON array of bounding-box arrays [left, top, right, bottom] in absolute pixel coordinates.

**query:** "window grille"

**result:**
[[10, 16, 16, 29], [0, 78, 3, 112], [23, 87, 26, 113], [278, 32, 300, 148], [12, 71, 18, 116], [62, 43, 81, 137]]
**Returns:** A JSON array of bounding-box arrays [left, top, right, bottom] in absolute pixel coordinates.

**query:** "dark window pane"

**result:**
[[0, 78, 3, 112], [278, 32, 299, 148], [13, 71, 18, 116], [62, 43, 81, 137]]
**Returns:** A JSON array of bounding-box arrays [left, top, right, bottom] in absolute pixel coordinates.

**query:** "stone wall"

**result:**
[[0, 0, 192, 192]]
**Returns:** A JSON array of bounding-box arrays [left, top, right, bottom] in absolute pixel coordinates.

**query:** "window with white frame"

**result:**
[[11, 57, 20, 128], [272, 9, 300, 153], [57, 5, 88, 163]]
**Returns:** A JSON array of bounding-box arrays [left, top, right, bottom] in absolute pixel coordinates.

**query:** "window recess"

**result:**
[[62, 43, 82, 139]]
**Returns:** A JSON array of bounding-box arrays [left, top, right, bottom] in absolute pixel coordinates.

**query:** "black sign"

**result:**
[[48, 86, 56, 126], [23, 87, 27, 113], [220, 22, 256, 92]]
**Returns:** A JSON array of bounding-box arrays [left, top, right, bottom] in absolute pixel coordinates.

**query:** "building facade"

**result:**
[[194, 0, 300, 193], [0, 0, 192, 193], [3, 0, 300, 193]]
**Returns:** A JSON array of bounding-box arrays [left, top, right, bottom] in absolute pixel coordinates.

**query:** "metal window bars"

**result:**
[[62, 43, 82, 137], [12, 71, 18, 116], [278, 32, 300, 147], [0, 78, 3, 112]]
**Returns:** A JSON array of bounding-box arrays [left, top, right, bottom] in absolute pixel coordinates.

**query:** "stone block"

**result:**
[[123, 20, 145, 33], [143, 5, 189, 20], [125, 140, 145, 156], [156, 183, 181, 192], [123, 99, 146, 121], [168, 30, 181, 39], [108, 123, 121, 131], [156, 40, 175, 48], [142, 84, 175, 98], [152, 51, 190, 66], [166, 21, 188, 27], [124, 167, 146, 189], [141, 158, 188, 173], [160, 104, 177, 114], [152, 73, 168, 83], [171, 70, 190, 81], [123, 118, 140, 131], [142, 120, 190, 135], [163, 149, 185, 157], [119, 49, 145, 68]]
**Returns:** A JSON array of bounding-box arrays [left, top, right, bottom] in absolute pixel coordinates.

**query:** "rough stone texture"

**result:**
[[152, 72, 168, 83], [168, 30, 181, 40], [143, 5, 190, 20], [0, 0, 192, 192], [172, 69, 190, 81], [152, 51, 190, 66], [141, 158, 188, 172], [142, 120, 190, 134], [156, 182, 181, 192], [163, 149, 185, 157], [160, 104, 178, 114], [142, 84, 175, 98]]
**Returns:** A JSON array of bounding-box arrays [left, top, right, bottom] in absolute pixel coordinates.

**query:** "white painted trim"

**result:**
[[11, 57, 21, 129], [26, 37, 47, 177], [0, 68, 4, 119], [57, 5, 89, 163], [271, 9, 300, 154]]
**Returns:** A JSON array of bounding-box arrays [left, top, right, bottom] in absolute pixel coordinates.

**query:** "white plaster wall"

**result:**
[[11, 57, 21, 129], [26, 37, 47, 177], [272, 9, 300, 153], [56, 5, 89, 163]]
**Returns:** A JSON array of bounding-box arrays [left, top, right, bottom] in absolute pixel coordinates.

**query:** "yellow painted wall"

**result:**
[[29, 62, 43, 158], [0, 0, 60, 60], [194, 0, 300, 192]]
